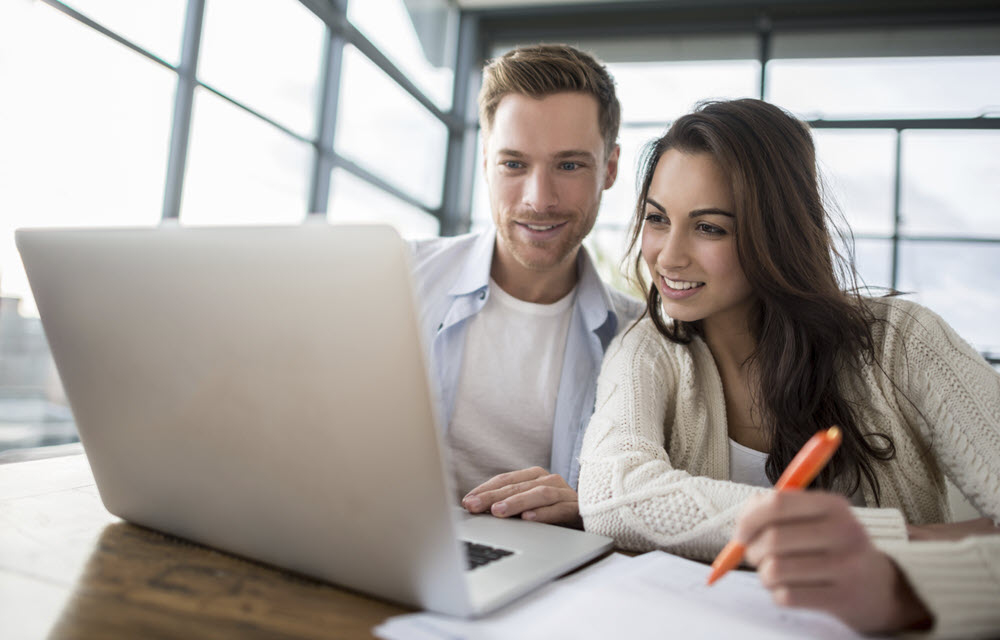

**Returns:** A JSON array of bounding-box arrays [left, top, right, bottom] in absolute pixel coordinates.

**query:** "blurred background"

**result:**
[[1, 0, 999, 454]]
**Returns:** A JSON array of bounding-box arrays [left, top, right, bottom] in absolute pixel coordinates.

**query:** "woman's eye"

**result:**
[[644, 213, 666, 224], [697, 222, 725, 235]]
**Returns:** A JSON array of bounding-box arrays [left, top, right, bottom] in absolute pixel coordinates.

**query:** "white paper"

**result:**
[[374, 551, 868, 640]]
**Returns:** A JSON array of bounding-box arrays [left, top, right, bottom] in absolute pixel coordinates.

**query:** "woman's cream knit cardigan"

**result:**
[[579, 297, 1000, 638]]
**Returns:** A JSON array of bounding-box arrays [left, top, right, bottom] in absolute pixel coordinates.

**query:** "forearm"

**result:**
[[907, 517, 1000, 542], [579, 435, 764, 559], [880, 535, 1000, 639]]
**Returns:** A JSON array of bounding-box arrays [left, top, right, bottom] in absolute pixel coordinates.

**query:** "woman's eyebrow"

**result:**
[[690, 208, 734, 218], [645, 197, 666, 213]]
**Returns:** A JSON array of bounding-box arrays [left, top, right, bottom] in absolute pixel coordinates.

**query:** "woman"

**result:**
[[577, 99, 1000, 636]]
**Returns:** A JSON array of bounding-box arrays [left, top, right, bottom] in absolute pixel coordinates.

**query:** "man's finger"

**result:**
[[463, 472, 568, 512], [521, 501, 582, 527], [465, 467, 549, 496], [490, 483, 575, 517]]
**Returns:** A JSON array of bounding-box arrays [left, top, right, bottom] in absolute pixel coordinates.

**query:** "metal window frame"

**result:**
[[30, 0, 1000, 264], [465, 0, 1000, 293], [40, 0, 475, 229]]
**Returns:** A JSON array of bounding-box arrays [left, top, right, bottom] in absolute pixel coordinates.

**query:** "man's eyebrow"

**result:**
[[495, 149, 597, 161], [554, 150, 597, 161]]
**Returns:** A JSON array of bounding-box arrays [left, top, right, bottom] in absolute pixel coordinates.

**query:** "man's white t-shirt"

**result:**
[[446, 279, 576, 497]]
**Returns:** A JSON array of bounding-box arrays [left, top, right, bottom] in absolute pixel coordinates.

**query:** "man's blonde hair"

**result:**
[[478, 44, 621, 156]]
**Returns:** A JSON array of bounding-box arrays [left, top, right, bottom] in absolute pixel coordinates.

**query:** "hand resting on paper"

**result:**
[[461, 466, 582, 528], [732, 491, 932, 635]]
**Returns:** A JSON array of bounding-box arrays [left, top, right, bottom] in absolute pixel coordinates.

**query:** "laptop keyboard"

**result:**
[[463, 540, 515, 570]]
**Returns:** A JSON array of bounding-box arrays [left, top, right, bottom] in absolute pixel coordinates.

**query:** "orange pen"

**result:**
[[706, 426, 843, 586]]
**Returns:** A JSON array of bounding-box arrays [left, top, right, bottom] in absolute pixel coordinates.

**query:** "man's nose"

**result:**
[[522, 168, 559, 212]]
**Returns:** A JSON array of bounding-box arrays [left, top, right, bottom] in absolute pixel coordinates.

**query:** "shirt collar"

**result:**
[[448, 228, 495, 297], [447, 228, 620, 334], [575, 242, 620, 335]]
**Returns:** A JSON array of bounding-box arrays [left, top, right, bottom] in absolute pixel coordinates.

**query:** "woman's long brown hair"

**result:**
[[626, 99, 895, 501]]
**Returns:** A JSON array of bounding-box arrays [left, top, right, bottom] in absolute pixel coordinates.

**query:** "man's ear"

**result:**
[[481, 139, 490, 182], [603, 144, 620, 190]]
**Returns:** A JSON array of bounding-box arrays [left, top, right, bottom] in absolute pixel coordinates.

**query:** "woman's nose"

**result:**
[[656, 229, 690, 271]]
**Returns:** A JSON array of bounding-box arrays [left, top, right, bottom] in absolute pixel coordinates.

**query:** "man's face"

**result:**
[[483, 91, 619, 277]]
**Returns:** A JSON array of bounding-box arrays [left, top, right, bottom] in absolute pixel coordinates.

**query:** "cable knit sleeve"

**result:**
[[578, 321, 768, 560], [882, 299, 1000, 525], [880, 535, 1000, 639]]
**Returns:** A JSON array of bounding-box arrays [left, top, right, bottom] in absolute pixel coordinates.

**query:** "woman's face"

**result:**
[[640, 149, 754, 330]]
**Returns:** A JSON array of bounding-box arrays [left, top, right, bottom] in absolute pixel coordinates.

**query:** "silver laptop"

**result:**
[[16, 224, 612, 617]]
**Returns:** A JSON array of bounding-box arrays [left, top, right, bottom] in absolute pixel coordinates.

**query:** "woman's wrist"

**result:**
[[907, 517, 1000, 542], [887, 558, 933, 633]]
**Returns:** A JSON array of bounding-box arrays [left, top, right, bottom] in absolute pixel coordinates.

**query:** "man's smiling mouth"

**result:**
[[516, 221, 567, 232]]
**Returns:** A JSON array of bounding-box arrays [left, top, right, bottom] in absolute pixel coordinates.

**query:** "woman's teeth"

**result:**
[[663, 277, 705, 291]]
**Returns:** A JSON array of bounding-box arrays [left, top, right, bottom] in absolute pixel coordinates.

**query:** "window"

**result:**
[[0, 0, 457, 454], [900, 131, 1000, 238], [1, 1, 173, 451], [328, 168, 440, 239], [59, 0, 186, 65], [180, 88, 314, 225], [335, 45, 449, 210], [348, 0, 455, 110], [198, 0, 325, 138]]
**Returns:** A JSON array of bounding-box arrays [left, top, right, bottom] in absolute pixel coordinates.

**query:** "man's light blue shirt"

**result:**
[[409, 229, 642, 489]]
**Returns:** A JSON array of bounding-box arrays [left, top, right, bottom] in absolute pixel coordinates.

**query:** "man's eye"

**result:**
[[503, 161, 523, 169], [560, 162, 579, 170]]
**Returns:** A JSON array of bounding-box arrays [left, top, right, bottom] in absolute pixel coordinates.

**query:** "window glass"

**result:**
[[585, 227, 642, 300], [898, 242, 1000, 353], [335, 46, 448, 209], [768, 56, 1000, 120], [900, 130, 1000, 238], [348, 0, 454, 109], [850, 238, 893, 292], [0, 2, 173, 452], [598, 126, 666, 229], [0, 2, 172, 309], [813, 130, 896, 237], [60, 0, 186, 65], [198, 0, 325, 137], [609, 59, 760, 124], [181, 88, 312, 226], [328, 168, 439, 239]]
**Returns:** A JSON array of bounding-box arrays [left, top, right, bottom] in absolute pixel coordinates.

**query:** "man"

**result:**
[[410, 44, 642, 527]]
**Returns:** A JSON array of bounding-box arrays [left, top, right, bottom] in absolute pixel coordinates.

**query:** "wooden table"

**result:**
[[0, 453, 407, 639]]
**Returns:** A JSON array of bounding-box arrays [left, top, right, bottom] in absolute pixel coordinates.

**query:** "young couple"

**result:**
[[410, 44, 1000, 638]]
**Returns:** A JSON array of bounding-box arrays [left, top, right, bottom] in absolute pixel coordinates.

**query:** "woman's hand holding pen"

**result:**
[[733, 491, 932, 635]]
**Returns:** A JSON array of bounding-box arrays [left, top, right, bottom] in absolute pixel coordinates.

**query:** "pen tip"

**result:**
[[827, 426, 841, 440]]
